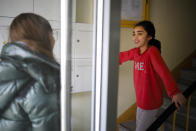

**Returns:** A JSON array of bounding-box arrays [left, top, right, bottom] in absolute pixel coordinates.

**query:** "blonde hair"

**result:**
[[9, 13, 55, 59]]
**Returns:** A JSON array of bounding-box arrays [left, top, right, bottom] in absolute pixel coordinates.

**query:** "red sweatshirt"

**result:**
[[120, 46, 180, 110]]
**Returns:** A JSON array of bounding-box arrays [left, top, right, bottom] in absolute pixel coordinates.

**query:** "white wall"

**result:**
[[117, 28, 136, 116], [150, 0, 196, 69]]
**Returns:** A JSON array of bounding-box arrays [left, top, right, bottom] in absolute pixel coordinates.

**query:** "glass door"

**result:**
[[61, 0, 94, 131], [60, 0, 121, 131]]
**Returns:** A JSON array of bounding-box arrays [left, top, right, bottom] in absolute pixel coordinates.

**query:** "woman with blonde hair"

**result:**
[[0, 13, 60, 131]]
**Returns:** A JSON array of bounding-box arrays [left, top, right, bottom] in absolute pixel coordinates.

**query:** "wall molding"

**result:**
[[116, 103, 137, 131]]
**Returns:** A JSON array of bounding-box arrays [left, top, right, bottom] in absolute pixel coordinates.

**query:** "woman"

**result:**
[[119, 20, 186, 131], [0, 13, 60, 131]]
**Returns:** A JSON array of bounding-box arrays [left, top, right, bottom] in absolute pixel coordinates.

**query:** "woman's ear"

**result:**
[[49, 32, 55, 49]]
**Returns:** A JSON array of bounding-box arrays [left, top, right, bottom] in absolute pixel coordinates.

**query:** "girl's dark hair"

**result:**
[[9, 13, 54, 59], [134, 20, 161, 52]]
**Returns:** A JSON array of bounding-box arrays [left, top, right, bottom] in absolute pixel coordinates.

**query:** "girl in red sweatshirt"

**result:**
[[120, 20, 186, 131]]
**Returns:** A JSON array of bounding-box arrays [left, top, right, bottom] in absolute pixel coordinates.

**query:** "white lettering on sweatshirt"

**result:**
[[135, 62, 144, 71]]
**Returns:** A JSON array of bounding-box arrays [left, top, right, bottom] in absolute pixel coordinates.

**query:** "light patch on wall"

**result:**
[[0, 27, 9, 51]]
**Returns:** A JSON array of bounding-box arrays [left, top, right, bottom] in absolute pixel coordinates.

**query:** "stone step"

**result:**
[[118, 120, 135, 131], [160, 98, 172, 110], [177, 78, 193, 86], [177, 80, 196, 97], [163, 121, 187, 131], [161, 96, 196, 114], [189, 96, 196, 107], [163, 85, 196, 109], [165, 107, 196, 130], [192, 57, 196, 67], [118, 119, 164, 131], [118, 115, 189, 131], [180, 68, 196, 82], [176, 79, 196, 108], [119, 103, 196, 131], [156, 96, 196, 130], [175, 104, 196, 120]]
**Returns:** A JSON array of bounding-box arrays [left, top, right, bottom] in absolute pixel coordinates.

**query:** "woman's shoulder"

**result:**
[[21, 80, 60, 117], [0, 58, 28, 81]]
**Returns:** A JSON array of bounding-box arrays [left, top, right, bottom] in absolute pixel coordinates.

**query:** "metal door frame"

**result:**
[[91, 0, 121, 131], [60, 0, 72, 131]]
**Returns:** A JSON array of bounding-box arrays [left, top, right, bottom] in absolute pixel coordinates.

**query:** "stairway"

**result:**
[[118, 57, 196, 131]]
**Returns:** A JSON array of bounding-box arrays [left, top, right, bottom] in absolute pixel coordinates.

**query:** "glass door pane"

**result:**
[[71, 0, 94, 131], [61, 0, 120, 130]]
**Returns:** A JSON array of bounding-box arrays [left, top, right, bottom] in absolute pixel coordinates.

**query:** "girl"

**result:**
[[119, 20, 186, 131], [0, 13, 60, 131]]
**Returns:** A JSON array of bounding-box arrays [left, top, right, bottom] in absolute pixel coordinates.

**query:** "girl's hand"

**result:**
[[172, 93, 186, 109]]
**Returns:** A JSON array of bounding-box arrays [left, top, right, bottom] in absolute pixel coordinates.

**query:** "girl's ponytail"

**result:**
[[149, 38, 161, 53]]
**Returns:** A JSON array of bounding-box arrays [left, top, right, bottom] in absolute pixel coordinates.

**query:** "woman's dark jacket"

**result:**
[[0, 43, 60, 131]]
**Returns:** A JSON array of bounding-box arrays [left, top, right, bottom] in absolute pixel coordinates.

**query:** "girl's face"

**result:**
[[132, 26, 152, 49]]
